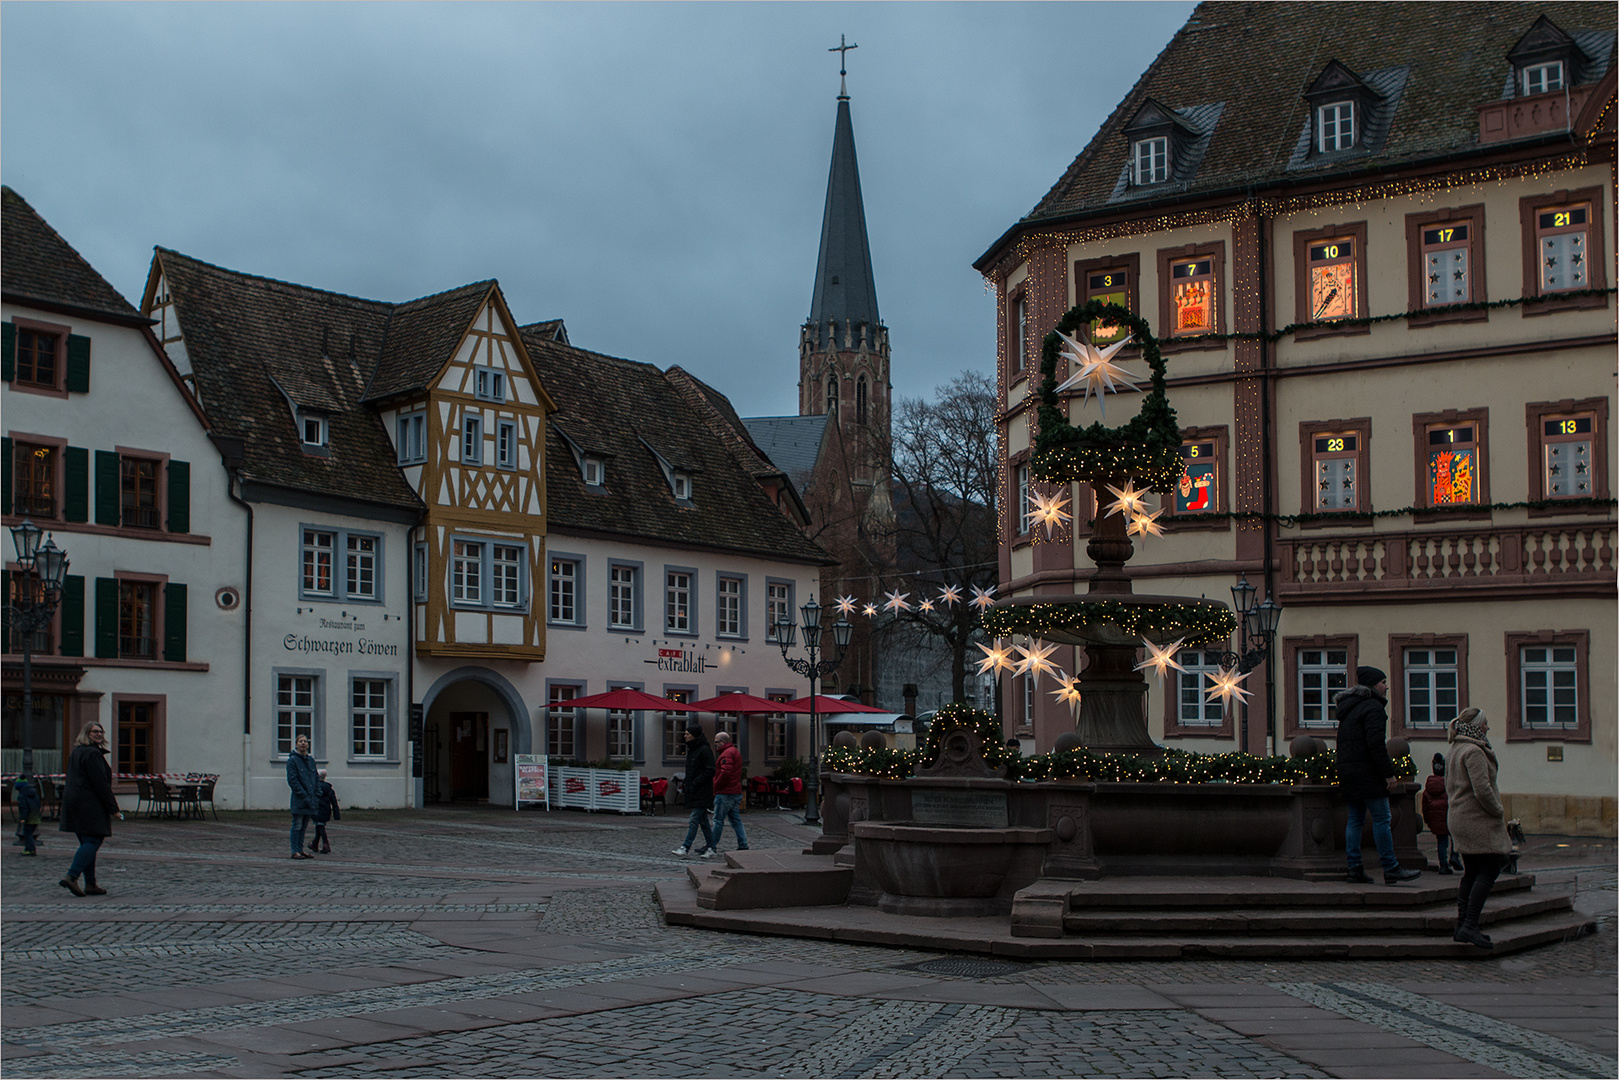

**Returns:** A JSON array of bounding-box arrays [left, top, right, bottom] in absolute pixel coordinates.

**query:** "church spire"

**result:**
[[806, 39, 880, 352]]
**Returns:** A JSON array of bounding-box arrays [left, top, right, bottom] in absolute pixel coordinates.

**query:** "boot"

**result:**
[[1454, 918, 1494, 949], [319, 843, 331, 854], [1449, 854, 1464, 872], [1456, 898, 1491, 943], [84, 883, 107, 896], [59, 876, 85, 897]]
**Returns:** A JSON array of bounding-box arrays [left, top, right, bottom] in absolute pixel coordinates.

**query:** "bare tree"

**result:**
[[878, 371, 1000, 701]]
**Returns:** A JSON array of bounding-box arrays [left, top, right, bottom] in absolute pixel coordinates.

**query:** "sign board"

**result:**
[[514, 754, 549, 810], [911, 790, 1009, 828]]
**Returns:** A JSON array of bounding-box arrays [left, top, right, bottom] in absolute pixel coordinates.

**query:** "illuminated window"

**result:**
[[13, 443, 56, 518], [1307, 237, 1357, 321], [1541, 413, 1595, 499], [1425, 423, 1480, 506], [1534, 203, 1590, 293], [1083, 268, 1130, 343], [1174, 438, 1219, 515], [1133, 136, 1169, 185], [1311, 432, 1361, 511], [1169, 256, 1216, 336], [1317, 101, 1355, 151], [302, 530, 335, 596]]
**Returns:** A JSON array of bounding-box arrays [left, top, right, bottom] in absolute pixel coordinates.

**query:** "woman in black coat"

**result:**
[[59, 720, 123, 897]]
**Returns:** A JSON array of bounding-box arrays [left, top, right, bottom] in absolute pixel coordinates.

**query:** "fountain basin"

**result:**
[[848, 821, 1054, 917]]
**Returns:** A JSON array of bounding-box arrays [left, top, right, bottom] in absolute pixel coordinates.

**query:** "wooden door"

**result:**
[[449, 711, 489, 801]]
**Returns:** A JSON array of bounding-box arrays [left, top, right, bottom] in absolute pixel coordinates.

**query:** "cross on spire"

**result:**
[[829, 34, 857, 99]]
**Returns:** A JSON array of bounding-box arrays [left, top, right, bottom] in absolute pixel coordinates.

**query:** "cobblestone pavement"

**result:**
[[3, 807, 1613, 1078]]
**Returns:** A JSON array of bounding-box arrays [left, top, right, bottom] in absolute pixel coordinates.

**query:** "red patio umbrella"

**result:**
[[564, 687, 687, 712], [687, 692, 810, 714], [789, 695, 888, 714]]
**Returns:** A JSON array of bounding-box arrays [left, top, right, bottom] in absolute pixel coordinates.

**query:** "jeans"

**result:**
[[20, 822, 38, 853], [1345, 795, 1399, 872], [1436, 833, 1453, 868], [291, 814, 313, 854], [313, 823, 329, 850], [710, 793, 748, 852], [67, 834, 103, 883], [681, 805, 715, 852]]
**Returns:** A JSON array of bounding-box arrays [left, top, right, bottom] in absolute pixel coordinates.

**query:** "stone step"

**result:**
[[1055, 872, 1536, 910], [1061, 889, 1570, 936], [692, 848, 852, 911]]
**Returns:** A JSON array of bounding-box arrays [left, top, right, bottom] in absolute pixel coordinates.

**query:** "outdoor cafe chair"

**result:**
[[193, 777, 218, 820], [746, 774, 776, 810], [133, 778, 155, 819], [639, 776, 667, 815], [148, 779, 175, 819]]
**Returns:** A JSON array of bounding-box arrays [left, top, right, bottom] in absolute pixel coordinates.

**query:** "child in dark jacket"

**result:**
[[15, 779, 42, 856], [1419, 753, 1464, 874], [311, 769, 341, 854]]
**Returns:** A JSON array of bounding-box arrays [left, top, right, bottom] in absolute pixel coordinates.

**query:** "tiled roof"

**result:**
[[153, 249, 423, 513], [2, 187, 140, 319], [741, 415, 832, 484], [364, 281, 493, 403], [663, 367, 784, 481], [519, 327, 834, 566], [999, 2, 1614, 247]]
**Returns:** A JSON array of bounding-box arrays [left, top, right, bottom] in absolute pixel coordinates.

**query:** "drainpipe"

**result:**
[[1257, 207, 1279, 757], [213, 436, 253, 809], [406, 522, 418, 810]]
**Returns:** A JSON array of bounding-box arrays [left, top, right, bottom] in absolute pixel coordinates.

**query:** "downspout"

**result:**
[[213, 436, 253, 808], [406, 521, 418, 810], [1257, 205, 1279, 757]]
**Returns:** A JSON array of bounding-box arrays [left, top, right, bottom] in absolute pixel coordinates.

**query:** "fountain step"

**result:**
[[690, 848, 852, 911], [1053, 872, 1536, 909], [1060, 889, 1570, 935]]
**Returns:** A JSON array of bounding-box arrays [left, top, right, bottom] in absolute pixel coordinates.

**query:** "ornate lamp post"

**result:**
[[5, 521, 70, 781], [775, 596, 853, 826], [1218, 575, 1282, 755]]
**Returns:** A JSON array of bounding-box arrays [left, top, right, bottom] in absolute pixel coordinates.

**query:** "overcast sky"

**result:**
[[2, 1, 1195, 418]]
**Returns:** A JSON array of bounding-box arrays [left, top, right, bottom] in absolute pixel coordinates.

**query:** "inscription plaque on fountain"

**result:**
[[911, 790, 1008, 827]]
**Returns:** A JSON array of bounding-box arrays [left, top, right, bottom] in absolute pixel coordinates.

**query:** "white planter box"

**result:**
[[553, 766, 640, 813]]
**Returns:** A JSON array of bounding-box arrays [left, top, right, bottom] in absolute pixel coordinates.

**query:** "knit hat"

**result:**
[[1431, 753, 1445, 775], [685, 721, 704, 738], [1356, 665, 1387, 687], [1447, 707, 1489, 746]]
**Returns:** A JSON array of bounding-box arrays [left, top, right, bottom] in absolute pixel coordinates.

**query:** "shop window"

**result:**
[[1414, 409, 1489, 512], [1294, 223, 1368, 338], [1300, 420, 1371, 517], [1505, 631, 1589, 743], [1519, 188, 1608, 314]]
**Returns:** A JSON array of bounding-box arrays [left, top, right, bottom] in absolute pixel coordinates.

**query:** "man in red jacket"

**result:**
[[709, 732, 749, 853]]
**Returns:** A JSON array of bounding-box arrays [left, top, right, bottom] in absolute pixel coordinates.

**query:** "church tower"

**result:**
[[799, 52, 892, 514]]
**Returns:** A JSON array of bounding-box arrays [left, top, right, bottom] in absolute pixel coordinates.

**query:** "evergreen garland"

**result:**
[[982, 599, 1236, 647]]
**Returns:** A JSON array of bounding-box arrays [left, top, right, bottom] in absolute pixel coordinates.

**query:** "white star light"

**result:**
[[1127, 506, 1166, 538], [938, 585, 962, 606], [974, 640, 1018, 675], [918, 598, 935, 613], [1015, 640, 1062, 680], [1204, 668, 1252, 707], [1104, 481, 1150, 518], [1134, 638, 1186, 686], [1050, 674, 1083, 710], [862, 603, 879, 617], [1053, 329, 1143, 417], [834, 595, 859, 616], [970, 584, 997, 611], [1028, 488, 1072, 539], [883, 590, 912, 613]]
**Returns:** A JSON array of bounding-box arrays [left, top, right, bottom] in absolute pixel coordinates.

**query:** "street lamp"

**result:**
[[1219, 575, 1282, 755], [6, 522, 70, 781], [775, 596, 853, 826]]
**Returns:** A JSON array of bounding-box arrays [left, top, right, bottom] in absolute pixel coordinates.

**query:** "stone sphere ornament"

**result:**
[[1053, 731, 1083, 754], [832, 731, 859, 749], [859, 730, 887, 751]]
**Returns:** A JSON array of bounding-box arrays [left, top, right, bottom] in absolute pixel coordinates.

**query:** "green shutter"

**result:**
[[95, 577, 119, 658], [2, 322, 14, 382], [166, 460, 190, 533], [60, 575, 85, 657], [1, 437, 12, 516], [65, 335, 91, 393], [95, 450, 120, 525], [163, 583, 187, 662], [64, 447, 89, 522]]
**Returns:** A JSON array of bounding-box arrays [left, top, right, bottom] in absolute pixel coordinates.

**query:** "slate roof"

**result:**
[[152, 249, 426, 513], [806, 94, 882, 349], [519, 326, 833, 566], [981, 1, 1615, 264], [741, 415, 833, 485], [2, 187, 141, 320]]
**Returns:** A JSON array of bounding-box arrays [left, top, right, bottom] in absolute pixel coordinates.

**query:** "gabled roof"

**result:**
[[978, 1, 1616, 268], [2, 187, 142, 321], [149, 248, 422, 513], [519, 327, 833, 566], [364, 281, 493, 403], [741, 414, 833, 484]]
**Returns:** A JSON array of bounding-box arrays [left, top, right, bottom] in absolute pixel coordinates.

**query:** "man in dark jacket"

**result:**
[[286, 735, 320, 860], [673, 723, 716, 858], [1336, 666, 1422, 885]]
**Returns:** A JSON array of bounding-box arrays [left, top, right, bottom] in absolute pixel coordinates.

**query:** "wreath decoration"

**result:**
[[918, 703, 1008, 771], [1033, 300, 1184, 491]]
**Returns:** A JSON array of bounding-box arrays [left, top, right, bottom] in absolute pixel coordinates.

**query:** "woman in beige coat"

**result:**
[[1445, 708, 1513, 949]]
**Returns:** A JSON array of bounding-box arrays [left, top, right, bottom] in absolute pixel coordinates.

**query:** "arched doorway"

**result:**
[[418, 667, 529, 807]]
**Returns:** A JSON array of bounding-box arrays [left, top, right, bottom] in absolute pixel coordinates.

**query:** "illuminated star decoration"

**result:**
[[918, 598, 935, 613], [1134, 638, 1186, 686], [1204, 667, 1252, 707], [1104, 481, 1150, 519], [883, 590, 912, 613], [862, 603, 879, 618], [1127, 506, 1166, 539], [1050, 674, 1083, 711], [974, 640, 1018, 676], [1015, 640, 1062, 680], [970, 584, 997, 611], [834, 595, 859, 616], [1053, 329, 1143, 417], [938, 585, 962, 606], [1028, 488, 1072, 539]]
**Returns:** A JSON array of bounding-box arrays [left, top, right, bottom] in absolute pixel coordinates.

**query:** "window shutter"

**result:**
[[1, 437, 12, 515], [65, 335, 91, 393], [166, 460, 190, 533], [163, 582, 187, 662], [95, 577, 119, 658], [95, 450, 121, 525], [60, 575, 85, 657], [1, 322, 14, 382], [64, 447, 89, 522]]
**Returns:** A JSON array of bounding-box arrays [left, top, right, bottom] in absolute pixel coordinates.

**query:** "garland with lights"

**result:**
[[1196, 496, 1617, 528], [982, 599, 1236, 648], [918, 703, 1010, 771], [1033, 300, 1185, 492]]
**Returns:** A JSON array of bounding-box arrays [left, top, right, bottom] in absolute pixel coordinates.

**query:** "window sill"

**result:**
[[1299, 513, 1373, 530], [1407, 308, 1489, 329], [300, 595, 386, 606], [1506, 728, 1591, 744], [0, 518, 213, 546], [1521, 293, 1608, 317], [346, 757, 401, 766], [1293, 322, 1371, 342], [547, 621, 589, 631], [14, 656, 210, 672]]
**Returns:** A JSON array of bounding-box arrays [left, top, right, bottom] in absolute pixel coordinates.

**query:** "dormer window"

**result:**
[[300, 414, 328, 449], [672, 471, 692, 501], [1522, 60, 1564, 95], [474, 368, 506, 402], [1132, 137, 1169, 186], [1317, 101, 1356, 152], [582, 456, 604, 486]]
